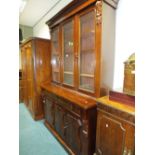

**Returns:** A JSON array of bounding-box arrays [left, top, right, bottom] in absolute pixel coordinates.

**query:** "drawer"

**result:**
[[57, 97, 72, 111]]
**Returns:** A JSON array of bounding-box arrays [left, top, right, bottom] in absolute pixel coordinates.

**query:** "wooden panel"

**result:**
[[44, 97, 55, 128], [96, 96, 135, 155], [42, 89, 97, 155], [20, 38, 51, 120], [96, 111, 125, 155]]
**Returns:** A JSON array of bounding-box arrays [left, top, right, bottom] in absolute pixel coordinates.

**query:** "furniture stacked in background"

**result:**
[[20, 37, 51, 120]]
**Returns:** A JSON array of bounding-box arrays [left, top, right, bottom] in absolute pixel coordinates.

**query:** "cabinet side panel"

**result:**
[[33, 39, 51, 118]]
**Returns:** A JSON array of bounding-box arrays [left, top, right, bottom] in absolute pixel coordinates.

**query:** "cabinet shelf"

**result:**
[[80, 49, 95, 53], [80, 73, 94, 78], [64, 71, 73, 75]]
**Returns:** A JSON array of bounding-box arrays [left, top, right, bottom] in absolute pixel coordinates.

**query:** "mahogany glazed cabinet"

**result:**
[[21, 37, 51, 120], [96, 96, 135, 155], [40, 0, 116, 155]]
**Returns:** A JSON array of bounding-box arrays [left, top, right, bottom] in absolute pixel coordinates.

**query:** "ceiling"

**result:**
[[19, 0, 61, 27]]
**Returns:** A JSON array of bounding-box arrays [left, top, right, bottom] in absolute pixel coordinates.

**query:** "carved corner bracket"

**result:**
[[95, 0, 102, 25]]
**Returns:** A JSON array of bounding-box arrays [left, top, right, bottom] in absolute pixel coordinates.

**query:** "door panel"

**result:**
[[96, 112, 126, 155]]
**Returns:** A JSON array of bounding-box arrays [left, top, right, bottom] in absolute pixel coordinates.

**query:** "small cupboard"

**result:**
[[96, 96, 135, 155]]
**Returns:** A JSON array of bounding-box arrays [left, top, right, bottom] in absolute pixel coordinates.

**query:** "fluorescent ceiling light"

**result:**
[[19, 0, 27, 13]]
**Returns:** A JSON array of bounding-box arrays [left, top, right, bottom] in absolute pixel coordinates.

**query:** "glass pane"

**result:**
[[79, 11, 95, 92], [51, 28, 60, 83], [63, 20, 74, 86]]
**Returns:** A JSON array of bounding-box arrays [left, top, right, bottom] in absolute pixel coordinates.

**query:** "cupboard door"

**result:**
[[79, 10, 96, 93], [21, 47, 28, 105], [51, 27, 61, 83], [25, 44, 34, 112], [63, 113, 82, 155], [55, 104, 64, 137], [44, 97, 55, 128], [96, 111, 126, 155], [62, 19, 74, 86]]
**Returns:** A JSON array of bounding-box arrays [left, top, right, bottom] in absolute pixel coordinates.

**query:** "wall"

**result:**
[[19, 24, 33, 41], [113, 0, 136, 90], [19, 24, 33, 69], [101, 2, 116, 90], [33, 0, 73, 39]]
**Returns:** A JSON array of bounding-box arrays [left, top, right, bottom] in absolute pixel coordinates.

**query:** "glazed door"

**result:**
[[78, 9, 96, 93], [62, 19, 74, 86], [51, 27, 61, 83]]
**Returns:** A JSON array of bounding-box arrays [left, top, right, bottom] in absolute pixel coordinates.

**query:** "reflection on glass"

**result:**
[[79, 11, 95, 92], [63, 20, 74, 86], [51, 28, 60, 83]]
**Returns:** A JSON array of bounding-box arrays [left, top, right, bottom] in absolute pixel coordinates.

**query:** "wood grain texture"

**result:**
[[42, 90, 97, 155], [41, 82, 96, 110], [21, 37, 51, 120], [96, 96, 135, 155]]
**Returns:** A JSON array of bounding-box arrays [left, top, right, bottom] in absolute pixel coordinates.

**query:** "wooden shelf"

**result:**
[[80, 73, 94, 78], [80, 49, 95, 53], [64, 71, 73, 75]]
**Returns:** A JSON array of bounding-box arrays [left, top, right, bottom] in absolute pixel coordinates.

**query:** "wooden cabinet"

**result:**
[[21, 37, 51, 120], [40, 0, 116, 154], [47, 0, 105, 97], [41, 88, 97, 155], [96, 96, 135, 155]]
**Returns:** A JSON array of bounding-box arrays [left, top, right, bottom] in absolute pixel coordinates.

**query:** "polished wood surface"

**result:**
[[41, 82, 96, 110], [97, 96, 135, 115], [21, 37, 51, 120], [96, 96, 135, 155], [42, 90, 97, 155], [47, 3, 105, 97], [43, 0, 114, 154]]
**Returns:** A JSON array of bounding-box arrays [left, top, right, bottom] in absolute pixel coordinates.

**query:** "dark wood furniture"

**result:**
[[46, 0, 106, 97], [21, 37, 51, 120], [41, 83, 97, 155], [96, 96, 135, 155], [40, 0, 115, 154]]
